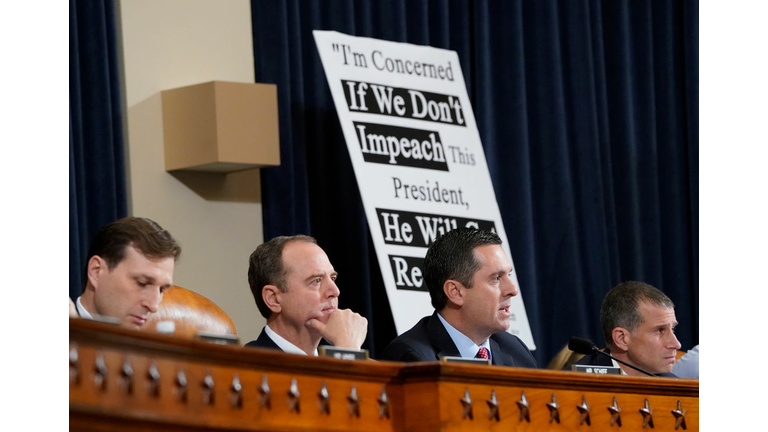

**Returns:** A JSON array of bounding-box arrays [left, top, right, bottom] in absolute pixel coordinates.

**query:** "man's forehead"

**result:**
[[473, 244, 510, 269], [120, 244, 174, 264], [282, 241, 334, 273], [639, 301, 677, 324], [114, 246, 174, 279], [125, 273, 174, 290], [126, 264, 174, 284]]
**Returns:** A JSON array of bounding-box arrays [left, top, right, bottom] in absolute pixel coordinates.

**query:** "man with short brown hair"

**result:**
[[575, 281, 682, 377], [245, 235, 367, 355], [75, 217, 181, 329], [381, 228, 536, 367]]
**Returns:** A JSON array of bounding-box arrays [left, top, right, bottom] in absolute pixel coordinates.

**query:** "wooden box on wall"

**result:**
[[162, 81, 280, 172]]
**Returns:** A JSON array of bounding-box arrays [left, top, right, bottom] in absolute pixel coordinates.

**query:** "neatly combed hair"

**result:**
[[85, 217, 181, 281], [424, 228, 502, 311], [248, 235, 317, 319], [600, 281, 675, 346]]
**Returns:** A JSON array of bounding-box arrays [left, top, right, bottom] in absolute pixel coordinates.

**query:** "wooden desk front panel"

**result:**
[[400, 362, 698, 432], [433, 382, 698, 431], [70, 319, 698, 432], [70, 319, 401, 432]]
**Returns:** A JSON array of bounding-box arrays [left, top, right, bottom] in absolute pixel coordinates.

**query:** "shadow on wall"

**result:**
[[128, 91, 262, 203], [170, 170, 262, 203]]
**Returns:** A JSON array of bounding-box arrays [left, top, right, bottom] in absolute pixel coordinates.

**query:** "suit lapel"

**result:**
[[427, 313, 461, 360], [489, 337, 511, 366], [256, 328, 281, 350]]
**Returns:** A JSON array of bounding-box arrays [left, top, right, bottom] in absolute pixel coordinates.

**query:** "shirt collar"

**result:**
[[437, 313, 491, 362], [611, 358, 628, 375], [265, 325, 318, 356], [603, 348, 627, 375], [76, 296, 93, 319]]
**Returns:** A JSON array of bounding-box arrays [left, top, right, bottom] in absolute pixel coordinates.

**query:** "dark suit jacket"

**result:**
[[379, 312, 537, 368], [574, 348, 677, 377], [244, 328, 330, 352], [244, 328, 281, 350]]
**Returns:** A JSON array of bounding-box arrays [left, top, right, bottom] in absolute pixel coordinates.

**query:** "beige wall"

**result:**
[[118, 0, 266, 344]]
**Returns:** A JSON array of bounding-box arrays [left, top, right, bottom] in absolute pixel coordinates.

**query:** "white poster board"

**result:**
[[313, 30, 535, 349]]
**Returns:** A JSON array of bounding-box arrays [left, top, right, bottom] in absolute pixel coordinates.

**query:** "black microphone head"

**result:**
[[568, 336, 598, 355]]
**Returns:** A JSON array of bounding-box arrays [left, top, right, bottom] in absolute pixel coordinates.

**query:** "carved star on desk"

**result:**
[[258, 374, 271, 410], [639, 398, 654, 428], [147, 362, 160, 397], [516, 391, 530, 422], [121, 359, 134, 394], [486, 390, 500, 421], [546, 393, 561, 424], [175, 369, 188, 402], [671, 400, 687, 430], [288, 378, 301, 413], [94, 354, 108, 391], [460, 388, 473, 420], [607, 396, 622, 427], [318, 381, 330, 415], [69, 344, 80, 385], [347, 384, 360, 417], [202, 372, 215, 405], [230, 373, 243, 409], [576, 395, 591, 426], [377, 386, 390, 419]]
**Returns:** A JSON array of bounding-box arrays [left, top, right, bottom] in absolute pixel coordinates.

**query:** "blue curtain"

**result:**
[[69, 0, 127, 300], [252, 0, 698, 365]]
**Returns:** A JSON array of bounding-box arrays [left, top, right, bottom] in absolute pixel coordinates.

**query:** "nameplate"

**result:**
[[571, 364, 622, 375], [318, 346, 369, 360], [196, 333, 240, 345], [440, 356, 490, 365]]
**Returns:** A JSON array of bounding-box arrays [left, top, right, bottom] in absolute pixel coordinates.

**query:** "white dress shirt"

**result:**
[[264, 325, 319, 356], [437, 313, 492, 362]]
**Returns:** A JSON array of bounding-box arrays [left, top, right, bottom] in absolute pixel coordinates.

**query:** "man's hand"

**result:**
[[306, 308, 368, 349]]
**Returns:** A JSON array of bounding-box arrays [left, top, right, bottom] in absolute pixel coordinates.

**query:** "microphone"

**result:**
[[568, 336, 655, 377]]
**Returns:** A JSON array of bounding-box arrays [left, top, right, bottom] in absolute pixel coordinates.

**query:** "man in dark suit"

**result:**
[[244, 235, 367, 356], [574, 281, 681, 377], [380, 228, 536, 368]]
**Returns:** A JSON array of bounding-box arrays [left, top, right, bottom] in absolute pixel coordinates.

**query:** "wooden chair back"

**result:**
[[145, 285, 237, 339], [546, 344, 586, 370]]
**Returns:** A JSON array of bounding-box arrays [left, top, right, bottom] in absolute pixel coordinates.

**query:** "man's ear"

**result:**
[[262, 285, 282, 314], [612, 327, 631, 351], [86, 256, 106, 290], [443, 280, 465, 307]]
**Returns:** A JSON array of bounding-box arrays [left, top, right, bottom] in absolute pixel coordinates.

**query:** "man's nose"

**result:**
[[668, 332, 682, 350], [502, 275, 519, 297], [326, 279, 341, 299], [143, 289, 162, 313]]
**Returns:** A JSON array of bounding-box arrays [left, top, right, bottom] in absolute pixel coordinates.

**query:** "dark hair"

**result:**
[[85, 217, 181, 284], [423, 228, 502, 310], [600, 281, 675, 346], [248, 235, 317, 318]]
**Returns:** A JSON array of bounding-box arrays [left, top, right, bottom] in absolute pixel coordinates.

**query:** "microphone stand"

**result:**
[[591, 349, 655, 377]]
